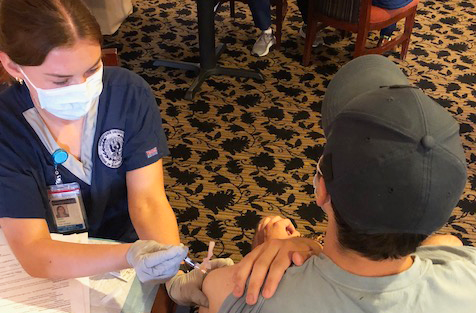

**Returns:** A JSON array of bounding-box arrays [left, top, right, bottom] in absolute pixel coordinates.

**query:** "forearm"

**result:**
[[130, 202, 180, 245], [15, 239, 131, 279]]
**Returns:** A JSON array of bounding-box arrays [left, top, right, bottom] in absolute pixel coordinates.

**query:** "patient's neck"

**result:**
[[322, 221, 413, 277]]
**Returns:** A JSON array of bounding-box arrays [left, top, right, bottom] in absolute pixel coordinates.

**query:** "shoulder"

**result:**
[[100, 67, 157, 111], [203, 265, 236, 313], [0, 83, 32, 114], [99, 67, 158, 117], [0, 85, 33, 144], [102, 67, 151, 91], [414, 245, 476, 264]]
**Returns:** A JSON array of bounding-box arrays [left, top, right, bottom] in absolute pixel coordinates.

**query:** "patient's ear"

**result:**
[[315, 177, 331, 213]]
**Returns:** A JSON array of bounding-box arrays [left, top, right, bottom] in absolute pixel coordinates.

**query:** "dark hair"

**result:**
[[0, 0, 102, 66], [333, 206, 428, 261]]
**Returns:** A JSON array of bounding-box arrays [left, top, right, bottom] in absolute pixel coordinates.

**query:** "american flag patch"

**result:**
[[146, 147, 158, 158]]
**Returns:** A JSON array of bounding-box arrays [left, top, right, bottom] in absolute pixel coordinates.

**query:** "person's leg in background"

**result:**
[[248, 0, 275, 56], [377, 23, 397, 46], [296, 0, 323, 47], [373, 0, 411, 46]]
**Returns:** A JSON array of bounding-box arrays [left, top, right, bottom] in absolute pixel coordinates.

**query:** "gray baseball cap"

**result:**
[[321, 55, 467, 235]]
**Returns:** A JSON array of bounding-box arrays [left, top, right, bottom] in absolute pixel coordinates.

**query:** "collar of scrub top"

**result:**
[[22, 90, 99, 185]]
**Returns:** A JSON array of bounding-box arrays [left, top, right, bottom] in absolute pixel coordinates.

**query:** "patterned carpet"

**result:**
[[105, 0, 476, 261]]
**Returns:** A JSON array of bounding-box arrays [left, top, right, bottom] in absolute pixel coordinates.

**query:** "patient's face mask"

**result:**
[[313, 157, 324, 196], [313, 173, 319, 196], [20, 67, 103, 120], [313, 156, 331, 207]]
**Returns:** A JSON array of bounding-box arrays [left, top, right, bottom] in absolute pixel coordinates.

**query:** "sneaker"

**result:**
[[252, 30, 276, 57], [377, 35, 392, 47], [299, 24, 324, 48]]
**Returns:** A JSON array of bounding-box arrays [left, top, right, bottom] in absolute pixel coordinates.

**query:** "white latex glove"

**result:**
[[166, 258, 234, 307], [126, 240, 188, 284]]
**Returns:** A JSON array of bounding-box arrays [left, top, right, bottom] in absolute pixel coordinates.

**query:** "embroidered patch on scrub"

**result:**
[[146, 147, 158, 158], [98, 129, 124, 168]]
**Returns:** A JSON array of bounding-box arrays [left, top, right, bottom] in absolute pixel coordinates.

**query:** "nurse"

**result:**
[[0, 0, 320, 304], [0, 0, 186, 282]]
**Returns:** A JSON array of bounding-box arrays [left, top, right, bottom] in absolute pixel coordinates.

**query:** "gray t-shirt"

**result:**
[[218, 246, 476, 313]]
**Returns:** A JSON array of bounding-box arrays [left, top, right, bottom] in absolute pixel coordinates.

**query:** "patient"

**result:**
[[196, 55, 476, 312]]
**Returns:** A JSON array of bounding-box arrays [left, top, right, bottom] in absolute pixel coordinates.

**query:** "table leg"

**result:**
[[154, 0, 264, 101]]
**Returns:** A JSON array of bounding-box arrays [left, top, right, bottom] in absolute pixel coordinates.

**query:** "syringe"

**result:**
[[183, 256, 208, 274]]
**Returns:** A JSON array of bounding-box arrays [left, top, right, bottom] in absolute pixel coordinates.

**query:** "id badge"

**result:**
[[47, 182, 88, 234]]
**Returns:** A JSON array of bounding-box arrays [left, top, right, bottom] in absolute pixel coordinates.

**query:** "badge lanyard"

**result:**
[[48, 149, 88, 234], [52, 149, 68, 184]]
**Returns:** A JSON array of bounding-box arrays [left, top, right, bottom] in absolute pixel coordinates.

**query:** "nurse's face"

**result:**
[[18, 39, 102, 101]]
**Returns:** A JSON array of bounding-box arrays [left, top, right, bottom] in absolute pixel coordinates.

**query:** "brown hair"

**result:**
[[0, 0, 102, 66], [333, 207, 428, 261]]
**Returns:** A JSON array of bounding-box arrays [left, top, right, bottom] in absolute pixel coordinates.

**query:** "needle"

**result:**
[[184, 256, 208, 274]]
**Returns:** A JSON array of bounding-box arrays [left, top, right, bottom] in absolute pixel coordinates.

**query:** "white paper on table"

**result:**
[[0, 230, 90, 313], [87, 238, 137, 313]]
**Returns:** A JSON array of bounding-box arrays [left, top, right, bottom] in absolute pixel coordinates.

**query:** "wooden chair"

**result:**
[[101, 48, 120, 66], [219, 0, 289, 48], [302, 0, 419, 66]]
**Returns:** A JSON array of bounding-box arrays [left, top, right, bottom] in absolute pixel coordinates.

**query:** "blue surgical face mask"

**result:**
[[20, 66, 103, 120]]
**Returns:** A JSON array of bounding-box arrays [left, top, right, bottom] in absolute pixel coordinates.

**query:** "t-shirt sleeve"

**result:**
[[414, 245, 476, 264], [216, 276, 267, 313], [0, 163, 46, 219], [122, 83, 169, 171]]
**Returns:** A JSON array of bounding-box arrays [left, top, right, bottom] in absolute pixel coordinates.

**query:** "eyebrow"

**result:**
[[44, 57, 102, 78]]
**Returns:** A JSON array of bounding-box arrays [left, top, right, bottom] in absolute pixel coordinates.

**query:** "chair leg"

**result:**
[[230, 0, 235, 18], [303, 23, 319, 66], [302, 0, 318, 66], [400, 9, 417, 60], [354, 27, 369, 58], [275, 0, 288, 48]]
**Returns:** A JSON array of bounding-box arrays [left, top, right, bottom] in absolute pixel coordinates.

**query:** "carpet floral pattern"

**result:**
[[105, 0, 476, 261]]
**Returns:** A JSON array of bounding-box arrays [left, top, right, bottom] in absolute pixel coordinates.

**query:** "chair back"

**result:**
[[317, 0, 362, 24], [303, 0, 418, 64]]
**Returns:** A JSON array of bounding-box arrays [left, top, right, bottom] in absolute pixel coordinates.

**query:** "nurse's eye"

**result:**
[[85, 67, 100, 77], [53, 80, 69, 86]]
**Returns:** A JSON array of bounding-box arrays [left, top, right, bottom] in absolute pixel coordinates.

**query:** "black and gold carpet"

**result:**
[[106, 0, 476, 261]]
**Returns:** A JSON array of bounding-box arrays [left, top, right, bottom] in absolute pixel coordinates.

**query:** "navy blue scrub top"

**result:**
[[0, 67, 169, 242]]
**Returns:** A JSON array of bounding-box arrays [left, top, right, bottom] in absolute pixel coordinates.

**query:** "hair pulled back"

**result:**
[[0, 0, 102, 66]]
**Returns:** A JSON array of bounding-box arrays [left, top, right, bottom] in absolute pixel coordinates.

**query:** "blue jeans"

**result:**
[[380, 23, 397, 37], [373, 0, 412, 37], [247, 0, 311, 30], [248, 0, 271, 31]]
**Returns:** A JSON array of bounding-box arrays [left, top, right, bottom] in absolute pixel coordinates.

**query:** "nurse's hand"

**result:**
[[126, 240, 188, 283], [232, 236, 322, 305], [166, 258, 234, 307]]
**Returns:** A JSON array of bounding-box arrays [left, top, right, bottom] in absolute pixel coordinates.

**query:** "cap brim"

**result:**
[[322, 55, 409, 136]]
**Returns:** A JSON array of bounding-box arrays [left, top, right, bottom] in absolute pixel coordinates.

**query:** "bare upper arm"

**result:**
[[126, 159, 167, 203], [202, 264, 238, 313], [421, 234, 463, 247]]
